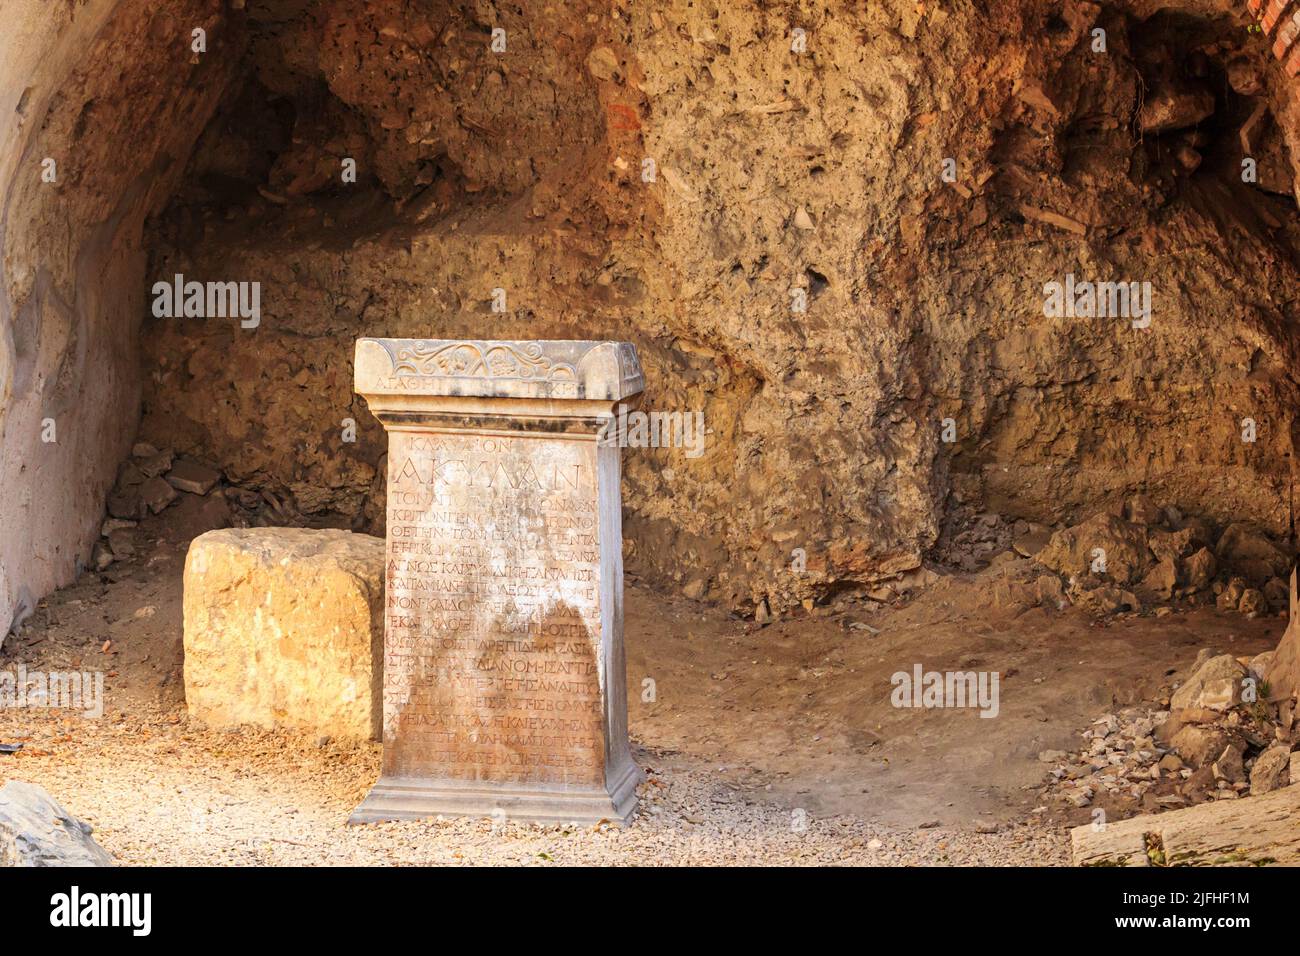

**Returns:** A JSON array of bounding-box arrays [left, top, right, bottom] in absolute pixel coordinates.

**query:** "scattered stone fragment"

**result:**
[[1137, 83, 1214, 133], [1182, 547, 1216, 590], [140, 476, 178, 514], [106, 528, 136, 559], [90, 541, 114, 571], [1170, 724, 1230, 769], [1238, 588, 1266, 619], [136, 448, 174, 478], [1013, 529, 1052, 558], [1250, 744, 1292, 796], [99, 517, 136, 537], [1210, 744, 1245, 784], [1171, 653, 1246, 712], [1158, 753, 1184, 773], [166, 460, 223, 496]]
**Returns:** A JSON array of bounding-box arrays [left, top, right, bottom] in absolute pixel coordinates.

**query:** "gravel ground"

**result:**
[[0, 708, 1068, 866]]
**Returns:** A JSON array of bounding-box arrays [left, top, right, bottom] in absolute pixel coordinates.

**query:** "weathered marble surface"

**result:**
[[350, 339, 643, 826]]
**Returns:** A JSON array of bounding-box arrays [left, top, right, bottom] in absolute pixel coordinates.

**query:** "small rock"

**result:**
[[140, 476, 178, 514], [1137, 83, 1214, 133], [136, 448, 175, 478], [106, 528, 136, 559], [100, 517, 137, 537], [1170, 724, 1230, 769], [1182, 547, 1216, 590], [1238, 588, 1266, 619], [166, 460, 223, 496], [1250, 744, 1292, 795], [91, 541, 114, 571], [1171, 653, 1246, 712], [792, 206, 815, 230], [1210, 744, 1245, 784]]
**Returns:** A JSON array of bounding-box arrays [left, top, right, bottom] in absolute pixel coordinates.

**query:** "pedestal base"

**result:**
[[348, 760, 643, 827]]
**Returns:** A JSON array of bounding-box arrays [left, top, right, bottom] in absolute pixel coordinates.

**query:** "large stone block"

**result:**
[[183, 528, 384, 740]]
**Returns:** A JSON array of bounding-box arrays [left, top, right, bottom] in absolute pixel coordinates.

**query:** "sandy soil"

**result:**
[[0, 498, 1282, 864]]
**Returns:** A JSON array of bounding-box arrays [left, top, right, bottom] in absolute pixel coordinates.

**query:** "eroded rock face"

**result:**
[[4, 0, 1300, 622], [0, 0, 242, 635], [136, 0, 1300, 615], [0, 781, 113, 867], [182, 528, 384, 740]]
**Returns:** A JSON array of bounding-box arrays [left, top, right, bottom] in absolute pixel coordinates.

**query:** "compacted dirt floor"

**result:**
[[0, 499, 1282, 865]]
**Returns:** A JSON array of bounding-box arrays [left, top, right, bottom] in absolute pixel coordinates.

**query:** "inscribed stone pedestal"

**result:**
[[349, 338, 644, 826]]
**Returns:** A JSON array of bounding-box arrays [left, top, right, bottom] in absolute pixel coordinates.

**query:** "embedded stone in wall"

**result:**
[[182, 528, 384, 740], [349, 338, 644, 826]]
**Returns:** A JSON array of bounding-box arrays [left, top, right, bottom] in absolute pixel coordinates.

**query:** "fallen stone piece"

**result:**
[[1170, 724, 1230, 769], [1137, 84, 1215, 133], [167, 459, 222, 495], [1035, 513, 1150, 586], [1216, 522, 1289, 585], [183, 527, 384, 741], [1250, 744, 1292, 795], [1182, 547, 1216, 590], [1170, 653, 1247, 712], [1072, 780, 1300, 866], [0, 781, 114, 866], [140, 476, 177, 514]]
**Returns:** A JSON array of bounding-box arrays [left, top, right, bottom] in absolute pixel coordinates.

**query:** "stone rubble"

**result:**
[[93, 444, 335, 573], [941, 494, 1293, 621], [1039, 648, 1299, 822]]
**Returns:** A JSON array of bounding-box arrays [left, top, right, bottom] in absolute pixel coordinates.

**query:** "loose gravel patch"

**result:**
[[0, 709, 1067, 866]]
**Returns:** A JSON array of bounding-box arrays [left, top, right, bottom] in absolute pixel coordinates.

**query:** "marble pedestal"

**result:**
[[349, 339, 644, 826]]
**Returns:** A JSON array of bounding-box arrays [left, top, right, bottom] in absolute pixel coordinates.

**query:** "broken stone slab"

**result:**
[[0, 781, 114, 866], [166, 459, 223, 495], [136, 447, 174, 478], [1170, 653, 1247, 712], [1072, 780, 1300, 866], [349, 338, 645, 827], [183, 528, 384, 741], [140, 476, 177, 514]]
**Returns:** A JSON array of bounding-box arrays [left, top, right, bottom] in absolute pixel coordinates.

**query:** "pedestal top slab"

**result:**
[[355, 339, 644, 402]]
